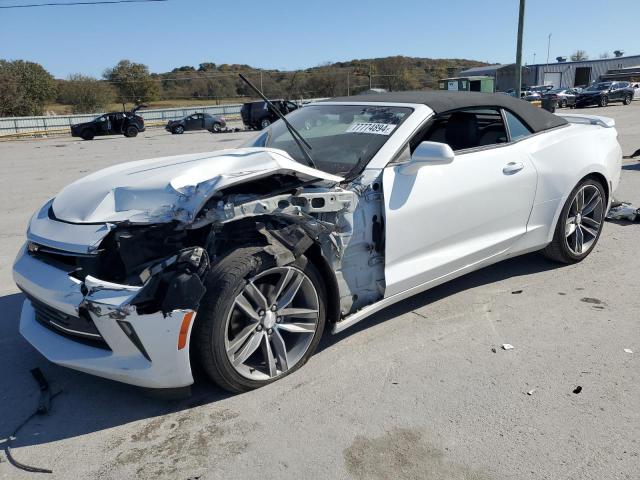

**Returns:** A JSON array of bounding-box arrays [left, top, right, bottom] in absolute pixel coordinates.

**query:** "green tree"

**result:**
[[103, 60, 158, 104], [0, 60, 56, 117], [57, 74, 115, 113]]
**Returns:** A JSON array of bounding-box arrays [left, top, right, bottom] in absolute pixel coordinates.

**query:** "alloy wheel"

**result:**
[[565, 184, 604, 255], [224, 266, 320, 381]]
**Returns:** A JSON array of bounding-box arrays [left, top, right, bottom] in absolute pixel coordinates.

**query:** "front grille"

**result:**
[[26, 293, 111, 350]]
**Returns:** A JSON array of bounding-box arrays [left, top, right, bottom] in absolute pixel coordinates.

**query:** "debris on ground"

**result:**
[[624, 349, 633, 354], [573, 386, 583, 394], [511, 290, 523, 295], [606, 202, 639, 222], [502, 344, 514, 350], [491, 347, 497, 353], [527, 389, 536, 396], [3, 368, 62, 474]]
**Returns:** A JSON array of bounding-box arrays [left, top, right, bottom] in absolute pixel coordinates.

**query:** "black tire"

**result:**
[[623, 95, 632, 105], [259, 118, 271, 130], [172, 125, 184, 134], [124, 125, 138, 137], [542, 178, 606, 264], [560, 99, 568, 108], [211, 122, 222, 133], [599, 96, 608, 107], [193, 246, 326, 393], [81, 129, 94, 140]]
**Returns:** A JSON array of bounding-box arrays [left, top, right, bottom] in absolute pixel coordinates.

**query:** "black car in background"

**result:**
[[166, 112, 227, 134], [241, 99, 299, 130], [71, 106, 145, 140], [575, 81, 635, 108]]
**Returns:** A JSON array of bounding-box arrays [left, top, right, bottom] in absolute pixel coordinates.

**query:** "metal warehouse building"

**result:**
[[495, 55, 640, 91]]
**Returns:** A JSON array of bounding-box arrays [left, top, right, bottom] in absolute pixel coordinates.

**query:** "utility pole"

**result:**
[[347, 70, 350, 96], [369, 64, 372, 90], [533, 52, 536, 64], [546, 33, 552, 65], [515, 0, 526, 98], [260, 71, 263, 92]]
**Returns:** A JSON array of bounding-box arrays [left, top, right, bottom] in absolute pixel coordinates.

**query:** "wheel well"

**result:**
[[582, 172, 609, 203], [304, 243, 341, 325]]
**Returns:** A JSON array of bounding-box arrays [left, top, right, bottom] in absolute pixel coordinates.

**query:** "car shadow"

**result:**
[[320, 252, 560, 348], [0, 252, 558, 451], [0, 292, 231, 452], [622, 162, 640, 171]]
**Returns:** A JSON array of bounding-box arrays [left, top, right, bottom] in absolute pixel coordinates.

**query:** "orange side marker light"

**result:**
[[178, 311, 195, 350]]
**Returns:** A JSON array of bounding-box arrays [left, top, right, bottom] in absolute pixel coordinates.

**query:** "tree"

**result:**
[[198, 62, 217, 72], [570, 50, 589, 61], [57, 74, 115, 113], [103, 60, 158, 104], [0, 60, 56, 117]]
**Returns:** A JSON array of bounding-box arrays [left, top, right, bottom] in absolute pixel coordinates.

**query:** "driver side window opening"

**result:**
[[408, 107, 533, 155]]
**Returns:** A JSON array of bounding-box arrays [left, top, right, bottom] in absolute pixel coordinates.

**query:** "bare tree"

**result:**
[[570, 50, 589, 62]]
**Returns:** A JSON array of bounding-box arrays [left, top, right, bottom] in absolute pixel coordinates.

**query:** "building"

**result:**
[[458, 65, 506, 78], [495, 55, 640, 91], [439, 76, 495, 93]]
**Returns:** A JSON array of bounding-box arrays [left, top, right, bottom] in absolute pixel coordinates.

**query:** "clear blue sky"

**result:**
[[0, 0, 637, 78]]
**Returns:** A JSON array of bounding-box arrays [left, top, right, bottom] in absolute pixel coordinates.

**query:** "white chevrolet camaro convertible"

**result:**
[[13, 91, 622, 392]]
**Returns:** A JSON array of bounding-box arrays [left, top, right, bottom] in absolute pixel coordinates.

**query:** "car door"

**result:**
[[203, 114, 213, 130], [382, 108, 538, 297], [185, 114, 200, 131]]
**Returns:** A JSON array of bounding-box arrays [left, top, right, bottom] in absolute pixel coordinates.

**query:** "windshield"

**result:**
[[242, 104, 412, 177], [586, 83, 612, 91]]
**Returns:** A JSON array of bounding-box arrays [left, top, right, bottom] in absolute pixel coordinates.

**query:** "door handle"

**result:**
[[503, 162, 524, 175]]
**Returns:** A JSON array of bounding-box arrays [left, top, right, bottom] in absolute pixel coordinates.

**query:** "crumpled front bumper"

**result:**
[[13, 245, 196, 389]]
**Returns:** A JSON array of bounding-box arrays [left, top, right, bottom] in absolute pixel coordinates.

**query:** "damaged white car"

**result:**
[[13, 91, 622, 393]]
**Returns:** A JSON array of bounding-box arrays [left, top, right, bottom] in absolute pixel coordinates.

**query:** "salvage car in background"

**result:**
[[14, 91, 621, 393], [241, 99, 299, 130], [543, 88, 578, 108], [575, 81, 635, 108], [166, 113, 227, 134], [71, 106, 146, 140]]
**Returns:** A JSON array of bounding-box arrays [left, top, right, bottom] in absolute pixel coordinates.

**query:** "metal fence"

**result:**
[[0, 103, 244, 137]]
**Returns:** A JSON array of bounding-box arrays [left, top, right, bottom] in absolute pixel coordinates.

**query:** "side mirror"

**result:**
[[400, 141, 455, 175]]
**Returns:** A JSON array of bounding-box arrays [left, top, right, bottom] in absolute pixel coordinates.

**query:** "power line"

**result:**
[[0, 0, 167, 9]]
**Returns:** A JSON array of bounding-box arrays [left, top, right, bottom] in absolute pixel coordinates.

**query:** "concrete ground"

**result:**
[[0, 104, 638, 479]]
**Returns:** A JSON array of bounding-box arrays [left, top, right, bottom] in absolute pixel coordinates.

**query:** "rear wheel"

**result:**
[[560, 99, 568, 108], [193, 247, 326, 393], [599, 96, 608, 107], [124, 125, 138, 137], [81, 129, 94, 140], [542, 178, 606, 264], [623, 95, 632, 105], [259, 118, 271, 130]]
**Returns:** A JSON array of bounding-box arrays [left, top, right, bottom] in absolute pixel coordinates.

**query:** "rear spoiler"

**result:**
[[559, 113, 615, 128]]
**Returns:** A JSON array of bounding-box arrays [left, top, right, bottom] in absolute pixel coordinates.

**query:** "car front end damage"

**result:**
[[13, 148, 386, 388]]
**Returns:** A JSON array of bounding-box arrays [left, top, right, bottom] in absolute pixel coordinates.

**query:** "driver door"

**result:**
[[382, 108, 538, 297]]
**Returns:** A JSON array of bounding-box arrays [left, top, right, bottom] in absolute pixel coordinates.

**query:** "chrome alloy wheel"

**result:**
[[565, 184, 604, 255], [224, 266, 320, 381]]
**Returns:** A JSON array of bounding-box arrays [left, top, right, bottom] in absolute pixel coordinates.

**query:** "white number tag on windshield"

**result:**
[[346, 122, 397, 135]]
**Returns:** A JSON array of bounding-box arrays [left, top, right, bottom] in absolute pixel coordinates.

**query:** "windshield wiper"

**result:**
[[238, 73, 316, 169]]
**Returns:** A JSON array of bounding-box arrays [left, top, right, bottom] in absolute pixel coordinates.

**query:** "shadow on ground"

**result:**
[[0, 252, 558, 451]]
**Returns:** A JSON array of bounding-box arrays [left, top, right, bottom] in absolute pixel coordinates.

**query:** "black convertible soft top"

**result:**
[[323, 91, 568, 133]]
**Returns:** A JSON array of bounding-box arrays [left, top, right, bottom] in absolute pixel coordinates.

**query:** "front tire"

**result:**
[[560, 99, 568, 108], [172, 125, 184, 134], [193, 247, 326, 393], [599, 96, 608, 107], [211, 122, 222, 133], [259, 118, 271, 130], [542, 178, 606, 264], [81, 129, 94, 140]]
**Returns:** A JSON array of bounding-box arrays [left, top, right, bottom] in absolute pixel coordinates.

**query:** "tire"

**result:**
[[599, 96, 608, 107], [81, 129, 94, 141], [542, 178, 606, 264], [193, 246, 326, 393], [124, 125, 138, 137], [623, 95, 632, 105], [560, 99, 568, 108], [259, 118, 271, 130], [172, 125, 184, 134], [211, 122, 222, 133]]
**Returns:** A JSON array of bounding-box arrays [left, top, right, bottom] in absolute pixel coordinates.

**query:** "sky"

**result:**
[[0, 0, 638, 79]]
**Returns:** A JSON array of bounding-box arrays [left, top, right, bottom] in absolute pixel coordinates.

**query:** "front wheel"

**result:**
[[211, 122, 222, 133], [193, 247, 326, 393], [599, 96, 608, 107], [560, 99, 568, 108], [542, 179, 606, 264], [259, 118, 271, 130], [81, 129, 94, 140]]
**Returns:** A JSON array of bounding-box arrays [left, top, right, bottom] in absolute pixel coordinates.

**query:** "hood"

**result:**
[[51, 148, 343, 224]]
